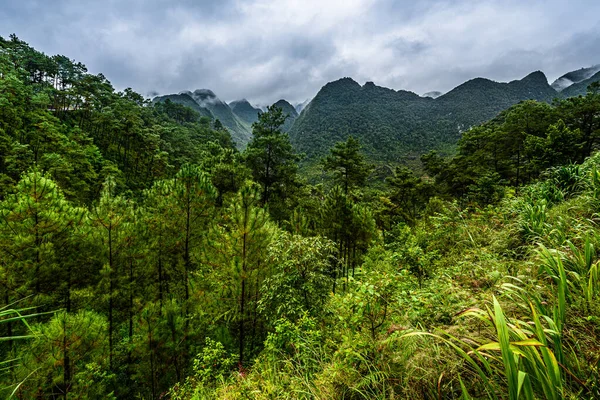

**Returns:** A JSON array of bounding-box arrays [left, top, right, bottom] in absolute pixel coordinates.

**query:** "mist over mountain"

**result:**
[[154, 63, 600, 162], [230, 99, 262, 126], [551, 65, 600, 91], [155, 90, 253, 147], [422, 91, 443, 99], [155, 91, 304, 145], [151, 93, 213, 119], [295, 99, 311, 113], [560, 70, 600, 97]]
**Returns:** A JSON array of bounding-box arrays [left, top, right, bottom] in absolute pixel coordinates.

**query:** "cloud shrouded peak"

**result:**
[[2, 0, 600, 103]]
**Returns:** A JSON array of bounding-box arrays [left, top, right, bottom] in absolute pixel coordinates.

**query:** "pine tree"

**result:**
[[244, 105, 301, 220], [213, 186, 274, 366], [322, 136, 372, 194], [89, 176, 133, 372], [0, 169, 85, 395]]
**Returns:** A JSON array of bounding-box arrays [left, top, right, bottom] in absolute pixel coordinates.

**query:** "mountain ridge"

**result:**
[[289, 70, 561, 164], [230, 99, 262, 126], [272, 99, 299, 132], [551, 65, 600, 91], [155, 89, 253, 147], [154, 64, 600, 160]]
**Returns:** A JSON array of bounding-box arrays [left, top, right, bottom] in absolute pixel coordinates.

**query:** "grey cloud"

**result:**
[[1, 0, 600, 103]]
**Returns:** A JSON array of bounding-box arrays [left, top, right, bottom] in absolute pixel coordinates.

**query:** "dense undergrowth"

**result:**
[[172, 155, 600, 399]]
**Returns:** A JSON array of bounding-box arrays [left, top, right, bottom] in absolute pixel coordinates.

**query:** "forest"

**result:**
[[1, 34, 600, 399]]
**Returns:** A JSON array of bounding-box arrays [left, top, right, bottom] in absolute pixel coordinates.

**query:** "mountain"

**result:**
[[152, 93, 213, 119], [289, 72, 559, 164], [230, 99, 262, 126], [272, 99, 299, 132], [295, 99, 311, 113], [551, 65, 600, 91], [154, 89, 253, 147], [560, 70, 600, 98], [422, 91, 443, 99]]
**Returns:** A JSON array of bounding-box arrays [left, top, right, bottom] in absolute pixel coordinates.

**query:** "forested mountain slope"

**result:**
[[230, 99, 262, 125], [272, 99, 298, 132], [289, 71, 559, 163], [155, 89, 253, 147], [551, 64, 600, 91], [561, 70, 600, 97]]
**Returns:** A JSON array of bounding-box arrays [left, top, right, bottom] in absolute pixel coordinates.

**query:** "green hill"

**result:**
[[560, 70, 600, 97], [230, 99, 262, 126], [151, 93, 213, 118], [289, 72, 559, 164], [551, 64, 600, 91], [155, 89, 253, 147], [272, 99, 298, 132]]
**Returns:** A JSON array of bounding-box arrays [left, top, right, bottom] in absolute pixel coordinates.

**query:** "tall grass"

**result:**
[[0, 302, 44, 398]]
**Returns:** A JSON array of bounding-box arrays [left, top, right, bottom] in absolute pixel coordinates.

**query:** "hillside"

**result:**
[[3, 34, 600, 400], [273, 99, 299, 132], [155, 90, 253, 147], [560, 70, 600, 97], [151, 93, 213, 118], [230, 99, 262, 125], [289, 71, 558, 164], [551, 64, 600, 91]]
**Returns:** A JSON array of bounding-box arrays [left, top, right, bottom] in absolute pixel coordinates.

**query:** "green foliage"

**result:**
[[427, 93, 600, 204], [243, 104, 302, 221], [169, 337, 236, 399], [14, 310, 112, 399], [259, 232, 334, 324], [290, 72, 560, 168], [4, 33, 600, 400], [322, 136, 373, 194]]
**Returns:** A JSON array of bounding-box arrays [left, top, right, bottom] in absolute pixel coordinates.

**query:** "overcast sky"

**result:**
[[2, 0, 600, 104]]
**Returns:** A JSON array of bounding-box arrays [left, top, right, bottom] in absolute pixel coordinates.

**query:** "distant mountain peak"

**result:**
[[230, 98, 256, 107], [158, 88, 252, 147], [520, 70, 549, 84], [560, 70, 600, 97], [274, 99, 295, 107], [193, 88, 217, 97], [422, 91, 443, 99], [295, 99, 311, 113], [325, 77, 361, 89], [552, 65, 600, 92], [290, 69, 558, 163], [230, 99, 262, 126], [272, 99, 298, 132], [183, 88, 227, 109]]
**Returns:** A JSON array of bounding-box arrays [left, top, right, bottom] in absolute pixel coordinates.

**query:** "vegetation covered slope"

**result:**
[[561, 70, 600, 98], [151, 93, 213, 118], [290, 72, 561, 165], [155, 89, 253, 148], [551, 64, 600, 91], [230, 99, 262, 125], [272, 99, 298, 132], [170, 86, 600, 400]]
